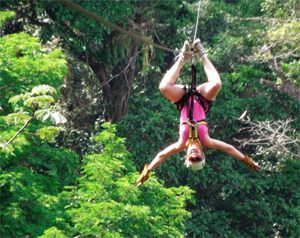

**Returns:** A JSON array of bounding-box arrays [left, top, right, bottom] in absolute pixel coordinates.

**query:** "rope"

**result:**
[[55, 0, 179, 53], [190, 0, 202, 120], [193, 0, 202, 42]]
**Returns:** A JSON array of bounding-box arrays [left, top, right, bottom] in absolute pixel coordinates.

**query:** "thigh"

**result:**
[[161, 84, 186, 103]]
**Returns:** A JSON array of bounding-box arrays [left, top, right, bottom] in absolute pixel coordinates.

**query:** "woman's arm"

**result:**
[[204, 134, 261, 172], [148, 140, 185, 170], [204, 135, 245, 161], [137, 140, 185, 187]]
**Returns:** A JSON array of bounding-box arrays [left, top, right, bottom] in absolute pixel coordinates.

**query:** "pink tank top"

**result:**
[[179, 97, 208, 146]]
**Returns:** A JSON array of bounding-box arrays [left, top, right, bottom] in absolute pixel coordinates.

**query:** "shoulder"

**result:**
[[203, 133, 217, 148], [176, 138, 187, 150], [158, 139, 185, 158], [204, 133, 232, 151], [203, 133, 211, 147]]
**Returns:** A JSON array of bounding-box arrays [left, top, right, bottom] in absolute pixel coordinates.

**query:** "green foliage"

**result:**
[[0, 11, 15, 29], [3, 84, 67, 149], [0, 149, 78, 237], [55, 123, 194, 237], [36, 126, 64, 143], [1, 1, 299, 237], [221, 63, 300, 123], [5, 112, 31, 125], [0, 27, 80, 238], [10, 0, 192, 70], [0, 32, 67, 114], [7, 84, 57, 109], [1, 0, 195, 123], [184, 154, 300, 237], [282, 60, 300, 86], [261, 0, 300, 18], [117, 90, 188, 181], [251, 19, 300, 60], [38, 227, 68, 238], [0, 127, 79, 237], [119, 88, 300, 237]]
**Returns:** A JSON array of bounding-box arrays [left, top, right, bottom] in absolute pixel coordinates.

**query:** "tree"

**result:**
[[43, 123, 195, 238], [0, 31, 69, 152], [0, 32, 79, 237], [1, 0, 194, 123], [0, 32, 67, 115], [243, 0, 300, 100], [236, 116, 300, 159], [1, 0, 299, 237]]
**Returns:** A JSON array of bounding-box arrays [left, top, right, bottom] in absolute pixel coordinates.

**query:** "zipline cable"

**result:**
[[189, 0, 202, 122], [55, 0, 179, 53], [193, 0, 202, 42]]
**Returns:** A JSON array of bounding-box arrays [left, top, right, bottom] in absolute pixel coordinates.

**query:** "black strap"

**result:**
[[188, 65, 197, 120], [174, 65, 213, 113]]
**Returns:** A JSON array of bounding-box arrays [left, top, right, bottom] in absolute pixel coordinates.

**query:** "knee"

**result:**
[[159, 82, 167, 93], [210, 75, 222, 92], [214, 80, 222, 91]]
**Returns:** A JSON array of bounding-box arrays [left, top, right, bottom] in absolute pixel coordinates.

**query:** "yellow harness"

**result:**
[[181, 120, 207, 149], [180, 65, 208, 151]]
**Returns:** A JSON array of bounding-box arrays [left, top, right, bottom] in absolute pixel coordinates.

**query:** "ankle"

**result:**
[[178, 53, 185, 62]]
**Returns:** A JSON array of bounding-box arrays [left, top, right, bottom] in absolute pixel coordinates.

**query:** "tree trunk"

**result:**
[[260, 78, 300, 101], [262, 58, 300, 101], [89, 40, 139, 123]]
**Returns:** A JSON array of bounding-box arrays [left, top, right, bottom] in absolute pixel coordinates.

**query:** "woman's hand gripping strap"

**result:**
[[137, 164, 151, 187], [242, 155, 261, 173]]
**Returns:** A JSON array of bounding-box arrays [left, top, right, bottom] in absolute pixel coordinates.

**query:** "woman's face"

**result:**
[[187, 142, 204, 162]]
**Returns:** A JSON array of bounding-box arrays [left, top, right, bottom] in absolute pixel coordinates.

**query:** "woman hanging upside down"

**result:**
[[137, 38, 261, 187]]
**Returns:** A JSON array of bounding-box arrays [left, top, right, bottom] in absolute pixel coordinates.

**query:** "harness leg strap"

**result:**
[[181, 120, 207, 150]]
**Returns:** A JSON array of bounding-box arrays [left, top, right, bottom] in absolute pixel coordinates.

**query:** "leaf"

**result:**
[[31, 85, 57, 95], [23, 95, 54, 107], [46, 133, 54, 143], [50, 112, 67, 125], [6, 112, 30, 125], [36, 126, 63, 142], [8, 94, 25, 104], [35, 109, 51, 122], [8, 93, 32, 104], [35, 110, 67, 124], [0, 142, 14, 155]]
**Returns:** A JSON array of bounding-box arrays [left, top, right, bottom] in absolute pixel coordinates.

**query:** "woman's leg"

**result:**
[[193, 38, 222, 101], [159, 40, 191, 103], [159, 59, 186, 103], [197, 57, 222, 101]]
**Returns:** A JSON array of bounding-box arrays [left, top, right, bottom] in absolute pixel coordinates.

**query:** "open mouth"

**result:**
[[189, 157, 203, 163]]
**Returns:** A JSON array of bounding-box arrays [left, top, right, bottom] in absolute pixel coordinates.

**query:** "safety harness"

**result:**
[[179, 63, 208, 149], [181, 119, 207, 149]]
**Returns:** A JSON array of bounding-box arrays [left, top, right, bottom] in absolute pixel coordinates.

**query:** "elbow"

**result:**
[[226, 144, 235, 154], [157, 152, 167, 162]]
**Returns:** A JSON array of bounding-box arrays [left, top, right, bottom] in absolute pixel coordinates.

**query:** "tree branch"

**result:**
[[239, 17, 300, 23], [235, 117, 300, 159], [6, 102, 39, 145], [260, 78, 300, 101], [13, 8, 50, 27]]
